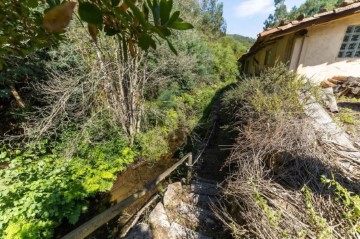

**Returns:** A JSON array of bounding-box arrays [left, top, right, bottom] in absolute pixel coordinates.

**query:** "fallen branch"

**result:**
[[120, 194, 160, 238]]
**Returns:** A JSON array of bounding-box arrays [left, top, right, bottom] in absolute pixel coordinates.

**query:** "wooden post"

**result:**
[[187, 154, 193, 184]]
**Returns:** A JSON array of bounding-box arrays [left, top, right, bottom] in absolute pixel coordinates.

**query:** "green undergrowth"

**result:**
[[0, 131, 136, 238], [338, 96, 360, 103], [336, 108, 358, 125], [302, 186, 332, 239], [322, 175, 360, 233], [0, 78, 235, 239], [137, 80, 234, 161]]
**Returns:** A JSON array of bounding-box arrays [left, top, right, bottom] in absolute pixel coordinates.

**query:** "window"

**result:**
[[338, 25, 360, 58], [244, 60, 249, 72], [264, 49, 272, 65]]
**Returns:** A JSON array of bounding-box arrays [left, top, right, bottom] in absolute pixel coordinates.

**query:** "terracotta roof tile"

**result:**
[[239, 2, 360, 62], [259, 2, 360, 38]]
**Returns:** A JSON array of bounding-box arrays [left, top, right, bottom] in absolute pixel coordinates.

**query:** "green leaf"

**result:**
[[78, 2, 103, 25], [124, 0, 147, 27], [160, 0, 172, 25], [138, 34, 151, 51], [100, 171, 114, 179], [149, 37, 156, 49], [143, 3, 150, 21], [167, 10, 180, 26], [46, 0, 56, 8], [168, 21, 193, 30], [166, 39, 177, 55], [27, 0, 38, 8], [146, 0, 153, 9], [111, 0, 121, 7], [0, 151, 6, 159], [159, 26, 171, 37], [152, 0, 160, 26]]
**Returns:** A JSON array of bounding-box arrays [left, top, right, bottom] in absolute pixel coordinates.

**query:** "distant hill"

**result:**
[[227, 34, 256, 47], [220, 34, 255, 58]]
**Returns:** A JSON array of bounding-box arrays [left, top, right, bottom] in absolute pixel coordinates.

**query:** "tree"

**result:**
[[288, 0, 344, 19], [264, 0, 345, 29], [42, 0, 193, 56], [0, 1, 60, 69], [264, 0, 288, 29], [199, 0, 226, 38], [0, 0, 194, 138]]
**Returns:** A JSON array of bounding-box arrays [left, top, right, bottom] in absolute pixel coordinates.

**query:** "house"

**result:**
[[239, 1, 360, 84]]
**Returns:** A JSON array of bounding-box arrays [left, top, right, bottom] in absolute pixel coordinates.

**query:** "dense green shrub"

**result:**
[[0, 134, 136, 238], [209, 40, 240, 82], [222, 63, 309, 117]]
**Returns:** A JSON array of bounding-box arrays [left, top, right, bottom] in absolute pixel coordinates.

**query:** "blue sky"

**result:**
[[221, 0, 306, 38]]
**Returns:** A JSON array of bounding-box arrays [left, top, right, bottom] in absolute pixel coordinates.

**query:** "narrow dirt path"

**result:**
[[124, 87, 237, 239], [193, 91, 236, 183]]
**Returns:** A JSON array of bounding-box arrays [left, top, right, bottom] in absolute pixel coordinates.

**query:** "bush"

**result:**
[[215, 64, 360, 238], [209, 40, 239, 82], [222, 63, 307, 117], [135, 128, 169, 161], [0, 132, 136, 238]]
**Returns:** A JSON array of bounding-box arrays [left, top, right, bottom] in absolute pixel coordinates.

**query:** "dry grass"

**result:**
[[214, 65, 360, 239]]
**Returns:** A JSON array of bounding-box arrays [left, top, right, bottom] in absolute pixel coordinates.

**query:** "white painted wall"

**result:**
[[296, 14, 360, 84]]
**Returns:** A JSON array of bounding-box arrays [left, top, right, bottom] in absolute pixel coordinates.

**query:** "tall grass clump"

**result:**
[[215, 64, 360, 239]]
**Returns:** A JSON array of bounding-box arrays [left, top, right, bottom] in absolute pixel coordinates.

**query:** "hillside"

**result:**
[[227, 34, 256, 47]]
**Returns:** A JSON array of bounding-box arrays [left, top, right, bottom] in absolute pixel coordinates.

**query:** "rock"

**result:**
[[187, 193, 214, 205], [177, 201, 218, 228], [148, 203, 171, 239], [322, 87, 339, 113], [301, 94, 360, 168], [194, 176, 218, 184], [191, 181, 218, 196], [168, 222, 211, 239], [125, 223, 153, 239], [163, 182, 182, 209]]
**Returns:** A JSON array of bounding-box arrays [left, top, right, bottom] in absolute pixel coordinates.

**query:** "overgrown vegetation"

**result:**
[[215, 64, 360, 238], [0, 0, 251, 238]]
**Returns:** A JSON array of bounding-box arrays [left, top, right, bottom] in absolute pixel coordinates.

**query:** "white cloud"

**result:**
[[234, 0, 274, 17]]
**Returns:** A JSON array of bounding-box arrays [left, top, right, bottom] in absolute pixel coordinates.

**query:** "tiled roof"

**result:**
[[239, 2, 360, 61]]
